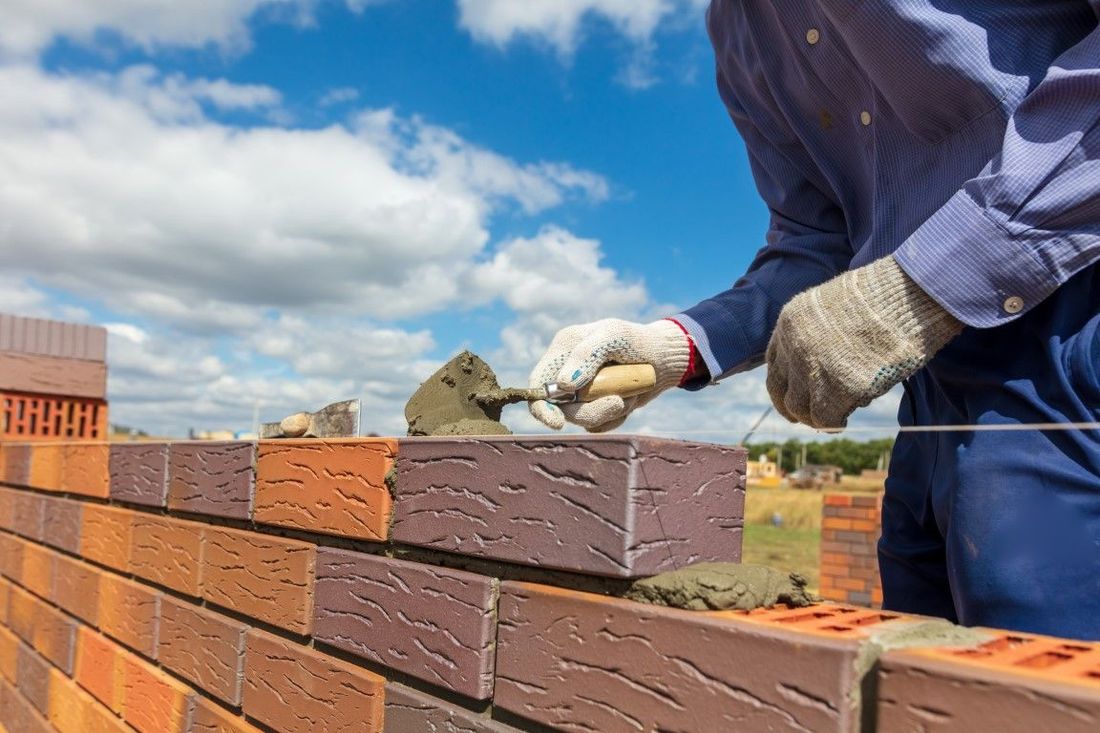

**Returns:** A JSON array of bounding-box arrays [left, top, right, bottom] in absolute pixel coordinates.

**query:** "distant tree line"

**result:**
[[743, 438, 895, 476]]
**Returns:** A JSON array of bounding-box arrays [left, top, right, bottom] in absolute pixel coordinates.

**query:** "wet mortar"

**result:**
[[624, 563, 817, 611], [405, 350, 532, 436]]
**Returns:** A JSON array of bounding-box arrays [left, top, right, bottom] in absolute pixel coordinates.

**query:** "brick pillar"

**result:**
[[820, 492, 883, 607]]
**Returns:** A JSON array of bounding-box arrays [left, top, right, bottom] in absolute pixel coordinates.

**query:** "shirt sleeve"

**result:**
[[676, 67, 853, 383], [894, 14, 1100, 327]]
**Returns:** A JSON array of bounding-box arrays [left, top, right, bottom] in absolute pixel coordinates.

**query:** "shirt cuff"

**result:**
[[673, 301, 764, 389], [893, 189, 1061, 328]]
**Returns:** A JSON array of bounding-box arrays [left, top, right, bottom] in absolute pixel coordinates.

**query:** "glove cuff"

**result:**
[[865, 256, 963, 352], [648, 319, 693, 390]]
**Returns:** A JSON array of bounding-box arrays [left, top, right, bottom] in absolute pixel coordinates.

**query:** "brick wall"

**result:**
[[820, 492, 884, 607], [0, 437, 1097, 732]]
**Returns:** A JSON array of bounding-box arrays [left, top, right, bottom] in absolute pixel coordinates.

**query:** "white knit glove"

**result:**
[[529, 319, 692, 432], [766, 255, 963, 430]]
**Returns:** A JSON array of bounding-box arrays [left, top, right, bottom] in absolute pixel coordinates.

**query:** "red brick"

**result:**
[[850, 519, 878, 533], [192, 697, 264, 733], [53, 554, 101, 625], [168, 442, 255, 520], [47, 668, 131, 733], [80, 505, 133, 572], [495, 582, 928, 733], [824, 494, 853, 507], [61, 443, 110, 498], [28, 445, 63, 492], [19, 542, 55, 600], [243, 629, 383, 733], [822, 517, 854, 531], [119, 650, 195, 733], [202, 526, 314, 634], [314, 548, 498, 699], [255, 438, 396, 541], [158, 596, 247, 705], [74, 628, 124, 713], [98, 574, 160, 658], [129, 514, 203, 596]]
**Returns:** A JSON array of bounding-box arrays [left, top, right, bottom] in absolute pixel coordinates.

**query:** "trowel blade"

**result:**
[[260, 399, 361, 439]]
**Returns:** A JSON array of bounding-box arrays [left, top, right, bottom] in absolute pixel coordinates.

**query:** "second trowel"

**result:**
[[405, 351, 656, 436]]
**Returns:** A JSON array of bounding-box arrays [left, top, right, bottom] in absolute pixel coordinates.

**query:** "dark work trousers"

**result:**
[[880, 263, 1100, 640]]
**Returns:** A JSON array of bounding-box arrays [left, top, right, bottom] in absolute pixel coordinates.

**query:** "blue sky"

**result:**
[[0, 0, 899, 439]]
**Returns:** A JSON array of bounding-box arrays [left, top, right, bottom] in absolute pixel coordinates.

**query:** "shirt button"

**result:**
[[806, 28, 820, 45], [1003, 296, 1025, 314], [860, 110, 873, 126]]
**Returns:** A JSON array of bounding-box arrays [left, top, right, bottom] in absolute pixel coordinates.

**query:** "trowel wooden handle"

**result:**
[[576, 364, 658, 402]]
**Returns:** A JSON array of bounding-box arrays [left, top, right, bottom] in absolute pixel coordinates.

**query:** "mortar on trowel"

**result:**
[[405, 350, 656, 436]]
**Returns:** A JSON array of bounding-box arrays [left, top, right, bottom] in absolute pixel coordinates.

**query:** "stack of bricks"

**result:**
[[0, 436, 1097, 732], [0, 314, 108, 441], [820, 492, 884, 607]]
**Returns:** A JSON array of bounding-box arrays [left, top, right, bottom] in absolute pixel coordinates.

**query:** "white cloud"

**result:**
[[318, 86, 360, 107]]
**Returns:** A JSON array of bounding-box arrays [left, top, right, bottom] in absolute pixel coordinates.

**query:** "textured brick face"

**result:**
[[394, 436, 745, 577], [0, 487, 14, 531], [129, 514, 203, 596], [19, 542, 54, 600], [16, 643, 51, 714], [495, 582, 871, 733], [202, 526, 315, 634], [192, 697, 264, 733], [314, 548, 499, 699], [28, 444, 63, 492], [255, 438, 396, 541], [98, 575, 160, 658], [47, 668, 131, 733], [243, 629, 384, 733], [74, 628, 123, 714], [80, 505, 133, 572], [1, 678, 52, 733], [120, 652, 194, 733], [0, 626, 17, 683], [8, 585, 38, 642], [110, 443, 169, 507], [61, 444, 110, 498], [3, 444, 31, 486], [12, 492, 45, 541], [41, 496, 83, 554], [53, 554, 101, 626], [168, 442, 255, 520], [385, 682, 521, 733], [30, 600, 77, 674], [158, 596, 247, 705], [0, 533, 25, 582]]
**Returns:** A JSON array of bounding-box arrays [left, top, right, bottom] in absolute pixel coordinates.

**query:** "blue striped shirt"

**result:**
[[678, 0, 1100, 380]]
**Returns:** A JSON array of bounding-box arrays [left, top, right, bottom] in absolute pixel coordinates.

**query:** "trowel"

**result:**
[[405, 351, 656, 436], [260, 399, 361, 439]]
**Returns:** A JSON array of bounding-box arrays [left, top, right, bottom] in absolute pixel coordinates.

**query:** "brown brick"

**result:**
[[109, 443, 169, 507], [394, 436, 745, 577], [168, 442, 255, 520], [0, 578, 7, 625], [11, 492, 44, 541], [0, 678, 51, 733], [74, 628, 124, 713], [119, 650, 195, 733], [255, 438, 395, 541], [0, 534, 23, 582], [495, 582, 940, 733], [80, 505, 133, 572], [202, 526, 314, 634], [16, 643, 50, 714], [158, 596, 247, 705], [47, 668, 131, 733], [28, 445, 63, 492], [0, 488, 13, 531], [62, 443, 110, 498], [41, 495, 82, 554], [2, 445, 31, 486], [0, 352, 106, 399], [192, 697, 264, 733], [242, 629, 383, 733], [53, 554, 101, 625], [20, 542, 55, 600], [0, 627, 17, 683], [31, 600, 76, 674], [314, 548, 498, 699], [130, 514, 203, 596], [98, 574, 159, 658], [385, 682, 521, 732], [8, 585, 36, 642]]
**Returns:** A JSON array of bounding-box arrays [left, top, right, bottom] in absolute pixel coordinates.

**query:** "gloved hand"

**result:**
[[529, 318, 692, 432], [766, 255, 963, 429]]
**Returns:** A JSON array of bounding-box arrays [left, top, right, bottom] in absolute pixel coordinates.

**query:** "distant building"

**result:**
[[788, 464, 844, 490], [746, 455, 781, 487]]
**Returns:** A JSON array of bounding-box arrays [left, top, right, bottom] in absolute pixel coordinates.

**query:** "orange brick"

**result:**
[[850, 519, 879, 533], [820, 563, 849, 579], [192, 697, 264, 733], [820, 552, 849, 566], [61, 444, 110, 499], [0, 626, 17, 683], [823, 494, 852, 507], [8, 584, 36, 642], [0, 488, 13, 531], [255, 439, 396, 542], [120, 651, 194, 733], [837, 577, 868, 592], [28, 445, 64, 492], [872, 588, 884, 605], [48, 668, 131, 733], [31, 601, 76, 674], [80, 505, 133, 572], [129, 514, 203, 596], [98, 574, 159, 658], [822, 517, 853, 531], [20, 543, 55, 601], [0, 578, 9, 625], [0, 534, 23, 582], [53, 554, 102, 626], [74, 628, 124, 714]]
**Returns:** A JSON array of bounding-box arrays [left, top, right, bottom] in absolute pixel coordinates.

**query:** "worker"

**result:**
[[529, 1, 1100, 640]]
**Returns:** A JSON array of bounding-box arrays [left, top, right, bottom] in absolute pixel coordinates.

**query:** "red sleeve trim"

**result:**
[[664, 318, 697, 387]]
